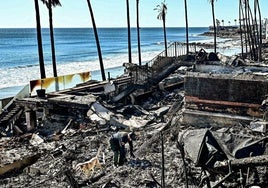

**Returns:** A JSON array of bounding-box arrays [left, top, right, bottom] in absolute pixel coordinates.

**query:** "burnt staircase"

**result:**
[[0, 102, 24, 136]]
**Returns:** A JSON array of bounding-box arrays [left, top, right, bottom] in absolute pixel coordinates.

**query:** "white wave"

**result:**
[[0, 50, 160, 90]]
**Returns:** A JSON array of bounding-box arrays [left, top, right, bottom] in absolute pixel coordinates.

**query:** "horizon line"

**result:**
[[0, 26, 209, 29]]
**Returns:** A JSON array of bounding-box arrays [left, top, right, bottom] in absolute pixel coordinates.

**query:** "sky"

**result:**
[[0, 0, 268, 28]]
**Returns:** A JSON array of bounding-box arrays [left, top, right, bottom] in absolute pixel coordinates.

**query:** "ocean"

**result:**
[[0, 27, 210, 99]]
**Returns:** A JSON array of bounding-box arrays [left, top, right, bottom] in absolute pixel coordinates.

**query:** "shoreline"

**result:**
[[0, 36, 242, 100], [0, 27, 245, 100]]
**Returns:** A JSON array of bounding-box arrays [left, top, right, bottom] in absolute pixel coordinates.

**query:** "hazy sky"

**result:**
[[0, 0, 267, 28]]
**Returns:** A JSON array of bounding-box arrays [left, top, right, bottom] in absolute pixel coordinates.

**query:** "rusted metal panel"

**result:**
[[185, 96, 261, 108], [185, 96, 262, 117], [30, 71, 91, 96]]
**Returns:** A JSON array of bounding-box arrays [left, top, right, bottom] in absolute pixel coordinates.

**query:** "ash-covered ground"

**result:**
[[1, 84, 267, 187], [0, 88, 189, 187]]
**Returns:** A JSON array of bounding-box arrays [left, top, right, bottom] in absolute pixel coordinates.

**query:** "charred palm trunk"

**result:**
[[48, 0, 57, 77], [184, 0, 189, 55], [244, 0, 253, 59], [239, 0, 244, 57], [86, 0, 106, 81], [253, 0, 260, 61], [241, 1, 248, 57], [211, 2, 217, 53], [136, 0, 142, 66], [163, 14, 167, 57], [34, 0, 46, 79], [248, 3, 258, 60], [256, 0, 262, 61], [126, 0, 132, 64]]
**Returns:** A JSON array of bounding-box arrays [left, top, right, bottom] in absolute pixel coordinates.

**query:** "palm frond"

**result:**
[[208, 0, 217, 4], [40, 0, 61, 8], [154, 1, 167, 21]]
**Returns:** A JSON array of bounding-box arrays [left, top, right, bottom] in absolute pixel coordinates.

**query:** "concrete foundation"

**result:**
[[183, 72, 268, 127], [182, 109, 254, 127], [25, 110, 36, 131]]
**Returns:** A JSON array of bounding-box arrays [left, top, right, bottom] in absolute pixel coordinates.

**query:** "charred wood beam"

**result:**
[[150, 173, 162, 187], [0, 153, 41, 178], [64, 170, 79, 188], [146, 60, 180, 89], [212, 161, 233, 188], [214, 155, 268, 170], [161, 131, 165, 188]]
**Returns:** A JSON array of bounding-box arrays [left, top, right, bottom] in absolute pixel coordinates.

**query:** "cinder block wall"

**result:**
[[185, 74, 268, 104]]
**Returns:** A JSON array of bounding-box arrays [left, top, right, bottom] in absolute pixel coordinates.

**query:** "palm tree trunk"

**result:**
[[48, 0, 57, 77], [184, 0, 189, 55], [256, 0, 262, 61], [241, 1, 248, 56], [211, 2, 217, 53], [86, 0, 106, 81], [245, 0, 255, 59], [248, 3, 257, 60], [136, 0, 142, 66], [239, 0, 244, 57], [244, 0, 253, 59], [34, 0, 46, 79], [253, 0, 260, 61], [163, 15, 167, 57], [126, 0, 132, 64]]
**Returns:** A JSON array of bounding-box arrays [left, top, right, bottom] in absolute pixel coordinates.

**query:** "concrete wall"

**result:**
[[182, 73, 268, 126], [185, 74, 268, 104]]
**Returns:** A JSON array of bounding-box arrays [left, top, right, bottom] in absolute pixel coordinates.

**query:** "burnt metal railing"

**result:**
[[114, 42, 203, 102], [146, 42, 200, 68], [131, 42, 201, 85]]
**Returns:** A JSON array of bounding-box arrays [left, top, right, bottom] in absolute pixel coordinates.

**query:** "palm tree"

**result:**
[[126, 0, 132, 64], [154, 1, 168, 57], [34, 0, 46, 79], [86, 0, 106, 81], [245, 0, 257, 60], [184, 0, 189, 55], [255, 0, 262, 61], [209, 0, 217, 53], [228, 21, 231, 26], [41, 0, 61, 78], [216, 19, 220, 31], [247, 0, 257, 60], [239, 0, 244, 57], [221, 19, 224, 27], [136, 0, 142, 66], [234, 19, 237, 26]]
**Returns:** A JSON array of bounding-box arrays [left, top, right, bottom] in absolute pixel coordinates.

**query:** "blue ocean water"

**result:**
[[0, 27, 210, 98]]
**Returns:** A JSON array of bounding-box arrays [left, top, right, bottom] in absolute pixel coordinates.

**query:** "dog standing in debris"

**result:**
[[75, 145, 103, 177]]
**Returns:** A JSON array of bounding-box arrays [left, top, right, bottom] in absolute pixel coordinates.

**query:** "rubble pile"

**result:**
[[1, 79, 268, 187], [0, 87, 185, 187], [1, 45, 268, 187]]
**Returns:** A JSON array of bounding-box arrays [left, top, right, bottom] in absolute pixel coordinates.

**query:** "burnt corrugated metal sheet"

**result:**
[[30, 71, 91, 96]]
